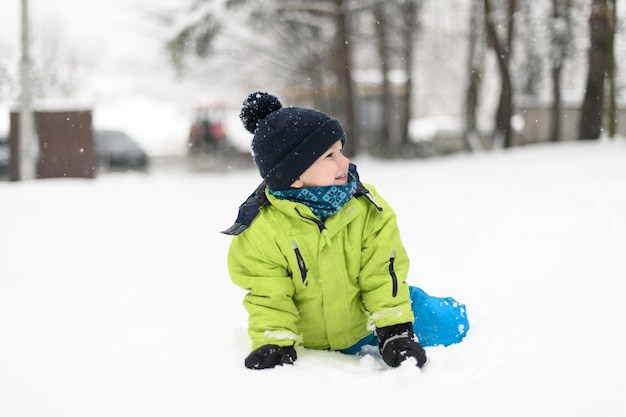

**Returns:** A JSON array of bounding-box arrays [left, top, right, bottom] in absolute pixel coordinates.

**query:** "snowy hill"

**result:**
[[1, 140, 625, 416]]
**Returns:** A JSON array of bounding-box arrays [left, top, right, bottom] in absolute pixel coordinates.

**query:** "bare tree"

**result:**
[[31, 19, 82, 101], [363, 0, 421, 155], [396, 0, 420, 149], [606, 0, 617, 138], [579, 0, 611, 139], [373, 1, 393, 150], [484, 0, 516, 148], [333, 0, 358, 156], [517, 0, 543, 98], [1, 14, 83, 104], [164, 0, 361, 154], [0, 66, 11, 102], [549, 0, 575, 142], [463, 0, 486, 152]]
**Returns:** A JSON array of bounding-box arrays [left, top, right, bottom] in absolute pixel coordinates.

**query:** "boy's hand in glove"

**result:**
[[244, 344, 297, 370], [376, 323, 427, 368]]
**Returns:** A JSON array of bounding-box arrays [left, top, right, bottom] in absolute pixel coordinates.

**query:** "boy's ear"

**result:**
[[290, 177, 304, 189]]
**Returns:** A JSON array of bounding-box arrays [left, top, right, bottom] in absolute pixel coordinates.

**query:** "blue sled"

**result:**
[[409, 286, 469, 347]]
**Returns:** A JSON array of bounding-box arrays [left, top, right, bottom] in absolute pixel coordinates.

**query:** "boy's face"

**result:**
[[291, 140, 350, 188]]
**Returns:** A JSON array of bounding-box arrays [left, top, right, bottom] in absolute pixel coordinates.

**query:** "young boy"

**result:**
[[224, 92, 463, 370]]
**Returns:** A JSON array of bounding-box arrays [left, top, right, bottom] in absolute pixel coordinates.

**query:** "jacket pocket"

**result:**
[[292, 241, 308, 286], [389, 250, 398, 297]]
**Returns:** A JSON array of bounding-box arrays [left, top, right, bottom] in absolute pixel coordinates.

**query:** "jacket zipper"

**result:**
[[294, 207, 326, 232], [292, 241, 308, 286], [389, 250, 398, 297]]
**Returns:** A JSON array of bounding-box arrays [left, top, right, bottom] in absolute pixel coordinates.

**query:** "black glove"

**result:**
[[376, 323, 427, 368], [244, 344, 297, 370]]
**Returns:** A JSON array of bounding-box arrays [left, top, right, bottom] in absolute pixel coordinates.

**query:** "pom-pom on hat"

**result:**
[[240, 91, 346, 190]]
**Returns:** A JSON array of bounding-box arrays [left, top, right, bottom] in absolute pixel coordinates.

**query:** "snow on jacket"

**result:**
[[224, 166, 414, 351]]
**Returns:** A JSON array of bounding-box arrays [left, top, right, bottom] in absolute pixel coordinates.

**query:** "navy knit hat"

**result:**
[[240, 91, 346, 190]]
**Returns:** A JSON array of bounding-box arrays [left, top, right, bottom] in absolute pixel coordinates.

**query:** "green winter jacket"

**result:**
[[226, 170, 413, 351]]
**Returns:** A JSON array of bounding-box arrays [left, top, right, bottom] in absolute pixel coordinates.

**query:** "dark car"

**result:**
[[94, 130, 149, 171], [0, 135, 10, 176]]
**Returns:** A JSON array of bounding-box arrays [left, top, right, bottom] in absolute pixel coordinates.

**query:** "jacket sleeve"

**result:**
[[227, 228, 300, 351], [358, 185, 414, 328]]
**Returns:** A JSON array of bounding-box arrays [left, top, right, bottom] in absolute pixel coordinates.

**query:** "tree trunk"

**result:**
[[550, 65, 563, 142], [549, 0, 564, 142], [464, 0, 485, 152], [335, 0, 358, 156], [484, 0, 516, 149], [607, 0, 617, 138], [579, 0, 610, 140], [399, 0, 418, 148], [374, 2, 393, 152]]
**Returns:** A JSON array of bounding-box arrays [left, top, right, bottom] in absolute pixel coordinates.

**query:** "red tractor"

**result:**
[[188, 102, 228, 154]]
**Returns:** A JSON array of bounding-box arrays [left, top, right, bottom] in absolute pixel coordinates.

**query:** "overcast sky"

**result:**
[[0, 0, 215, 152], [2, 0, 175, 79]]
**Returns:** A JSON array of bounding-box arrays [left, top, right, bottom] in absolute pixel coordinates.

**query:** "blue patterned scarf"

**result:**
[[269, 172, 357, 220]]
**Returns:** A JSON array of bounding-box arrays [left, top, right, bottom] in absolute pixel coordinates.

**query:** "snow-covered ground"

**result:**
[[1, 139, 625, 416]]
